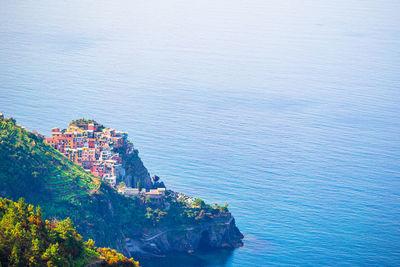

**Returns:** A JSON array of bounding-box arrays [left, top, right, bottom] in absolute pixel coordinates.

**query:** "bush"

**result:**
[[0, 197, 139, 266]]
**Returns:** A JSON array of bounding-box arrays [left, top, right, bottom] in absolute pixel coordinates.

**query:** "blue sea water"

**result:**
[[1, 0, 400, 265]]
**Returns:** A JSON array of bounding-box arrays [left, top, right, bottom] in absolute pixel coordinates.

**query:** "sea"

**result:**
[[1, 0, 399, 266]]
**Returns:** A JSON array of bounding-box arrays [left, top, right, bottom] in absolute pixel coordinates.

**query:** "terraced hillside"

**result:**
[[0, 117, 147, 249], [0, 117, 99, 198]]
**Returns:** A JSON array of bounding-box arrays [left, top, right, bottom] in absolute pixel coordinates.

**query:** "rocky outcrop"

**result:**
[[120, 149, 153, 189], [124, 213, 244, 258], [152, 175, 166, 189], [119, 151, 166, 190]]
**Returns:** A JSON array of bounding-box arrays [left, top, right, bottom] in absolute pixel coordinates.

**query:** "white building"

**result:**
[[118, 186, 139, 196], [103, 173, 117, 187]]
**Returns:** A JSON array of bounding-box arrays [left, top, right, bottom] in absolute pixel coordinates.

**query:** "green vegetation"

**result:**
[[0, 197, 138, 266], [70, 119, 105, 132], [0, 117, 148, 247], [96, 247, 138, 266], [70, 119, 98, 127], [0, 117, 229, 254], [142, 193, 229, 226]]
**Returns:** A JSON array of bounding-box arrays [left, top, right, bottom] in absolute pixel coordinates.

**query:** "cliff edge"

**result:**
[[126, 213, 243, 258]]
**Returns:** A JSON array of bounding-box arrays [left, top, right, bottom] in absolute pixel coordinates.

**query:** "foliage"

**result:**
[[0, 117, 148, 248], [0, 197, 138, 266], [117, 182, 126, 188], [97, 247, 139, 267], [0, 117, 229, 255], [70, 119, 105, 132], [140, 192, 230, 226], [145, 207, 167, 226], [70, 119, 99, 128]]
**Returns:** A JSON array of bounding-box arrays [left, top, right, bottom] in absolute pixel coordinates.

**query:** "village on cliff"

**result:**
[[42, 119, 166, 200]]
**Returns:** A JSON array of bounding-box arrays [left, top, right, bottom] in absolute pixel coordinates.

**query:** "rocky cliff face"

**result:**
[[120, 149, 154, 189], [123, 213, 243, 258], [115, 151, 243, 258]]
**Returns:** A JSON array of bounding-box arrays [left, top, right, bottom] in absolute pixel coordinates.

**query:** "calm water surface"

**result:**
[[1, 0, 400, 265]]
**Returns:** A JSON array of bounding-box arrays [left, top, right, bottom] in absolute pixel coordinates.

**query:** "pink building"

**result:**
[[88, 138, 96, 149], [51, 128, 62, 138], [88, 123, 98, 132], [91, 163, 105, 177]]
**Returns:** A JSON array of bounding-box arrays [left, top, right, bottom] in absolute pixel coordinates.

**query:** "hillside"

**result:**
[[0, 116, 243, 259], [0, 197, 139, 266], [0, 116, 147, 248]]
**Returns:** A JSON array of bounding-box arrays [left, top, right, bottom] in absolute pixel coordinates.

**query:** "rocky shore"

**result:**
[[124, 213, 243, 258]]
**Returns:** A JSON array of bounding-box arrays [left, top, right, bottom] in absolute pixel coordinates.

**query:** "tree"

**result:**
[[84, 239, 95, 250], [10, 243, 21, 266], [193, 198, 206, 209], [219, 203, 229, 213], [0, 197, 139, 266], [41, 243, 65, 266], [29, 238, 41, 266], [117, 182, 126, 188]]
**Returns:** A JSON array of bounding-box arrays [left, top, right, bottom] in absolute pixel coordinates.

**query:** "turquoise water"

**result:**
[[1, 0, 400, 265]]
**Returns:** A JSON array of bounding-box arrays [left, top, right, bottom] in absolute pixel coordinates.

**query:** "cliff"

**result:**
[[0, 116, 243, 261], [126, 213, 243, 258], [119, 148, 153, 189]]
